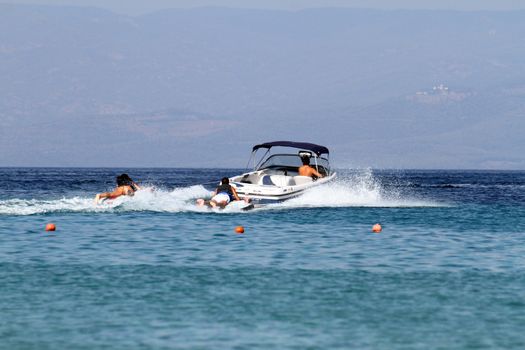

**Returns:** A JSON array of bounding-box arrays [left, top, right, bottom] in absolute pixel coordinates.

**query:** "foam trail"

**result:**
[[119, 185, 211, 212], [0, 186, 212, 216], [0, 197, 95, 216], [0, 172, 443, 215], [271, 169, 442, 208]]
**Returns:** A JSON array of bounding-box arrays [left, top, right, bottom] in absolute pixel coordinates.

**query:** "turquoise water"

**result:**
[[1, 168, 525, 349]]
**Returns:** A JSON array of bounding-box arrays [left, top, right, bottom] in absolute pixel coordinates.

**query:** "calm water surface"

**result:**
[[1, 168, 525, 349]]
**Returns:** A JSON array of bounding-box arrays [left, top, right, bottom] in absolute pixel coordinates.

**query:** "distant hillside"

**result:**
[[1, 4, 524, 168]]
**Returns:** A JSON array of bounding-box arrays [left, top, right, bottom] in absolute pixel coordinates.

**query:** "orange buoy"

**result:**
[[372, 223, 382, 233], [45, 223, 56, 232], [235, 226, 245, 234]]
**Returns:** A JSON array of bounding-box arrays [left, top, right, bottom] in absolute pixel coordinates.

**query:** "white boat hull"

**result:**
[[231, 172, 336, 203]]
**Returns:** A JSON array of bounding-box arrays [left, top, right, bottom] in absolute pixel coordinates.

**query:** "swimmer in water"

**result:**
[[94, 173, 141, 204], [196, 177, 248, 209]]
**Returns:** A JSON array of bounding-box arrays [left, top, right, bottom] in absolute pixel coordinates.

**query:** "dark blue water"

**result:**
[[1, 168, 525, 349]]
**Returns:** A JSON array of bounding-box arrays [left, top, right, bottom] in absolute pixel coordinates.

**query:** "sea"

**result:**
[[1, 168, 524, 349]]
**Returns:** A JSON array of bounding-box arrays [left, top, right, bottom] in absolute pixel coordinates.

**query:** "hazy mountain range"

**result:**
[[1, 4, 524, 168]]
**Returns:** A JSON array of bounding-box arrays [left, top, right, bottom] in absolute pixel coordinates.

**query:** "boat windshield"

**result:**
[[257, 154, 330, 172]]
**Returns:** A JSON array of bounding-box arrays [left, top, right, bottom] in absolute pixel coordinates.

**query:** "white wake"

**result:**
[[0, 170, 442, 216]]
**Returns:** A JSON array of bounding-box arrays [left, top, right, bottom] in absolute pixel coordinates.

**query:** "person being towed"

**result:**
[[197, 177, 246, 208], [94, 173, 141, 204]]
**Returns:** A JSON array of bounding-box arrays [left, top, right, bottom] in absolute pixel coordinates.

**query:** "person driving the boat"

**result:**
[[94, 173, 141, 204], [209, 177, 241, 208], [298, 155, 324, 179]]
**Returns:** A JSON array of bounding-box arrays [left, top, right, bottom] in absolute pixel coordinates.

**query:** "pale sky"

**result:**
[[6, 0, 525, 15], [2, 0, 525, 168]]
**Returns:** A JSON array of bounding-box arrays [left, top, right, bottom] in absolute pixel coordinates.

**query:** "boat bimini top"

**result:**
[[252, 141, 329, 156]]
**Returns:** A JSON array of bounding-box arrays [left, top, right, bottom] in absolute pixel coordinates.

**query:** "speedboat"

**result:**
[[230, 141, 336, 203]]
